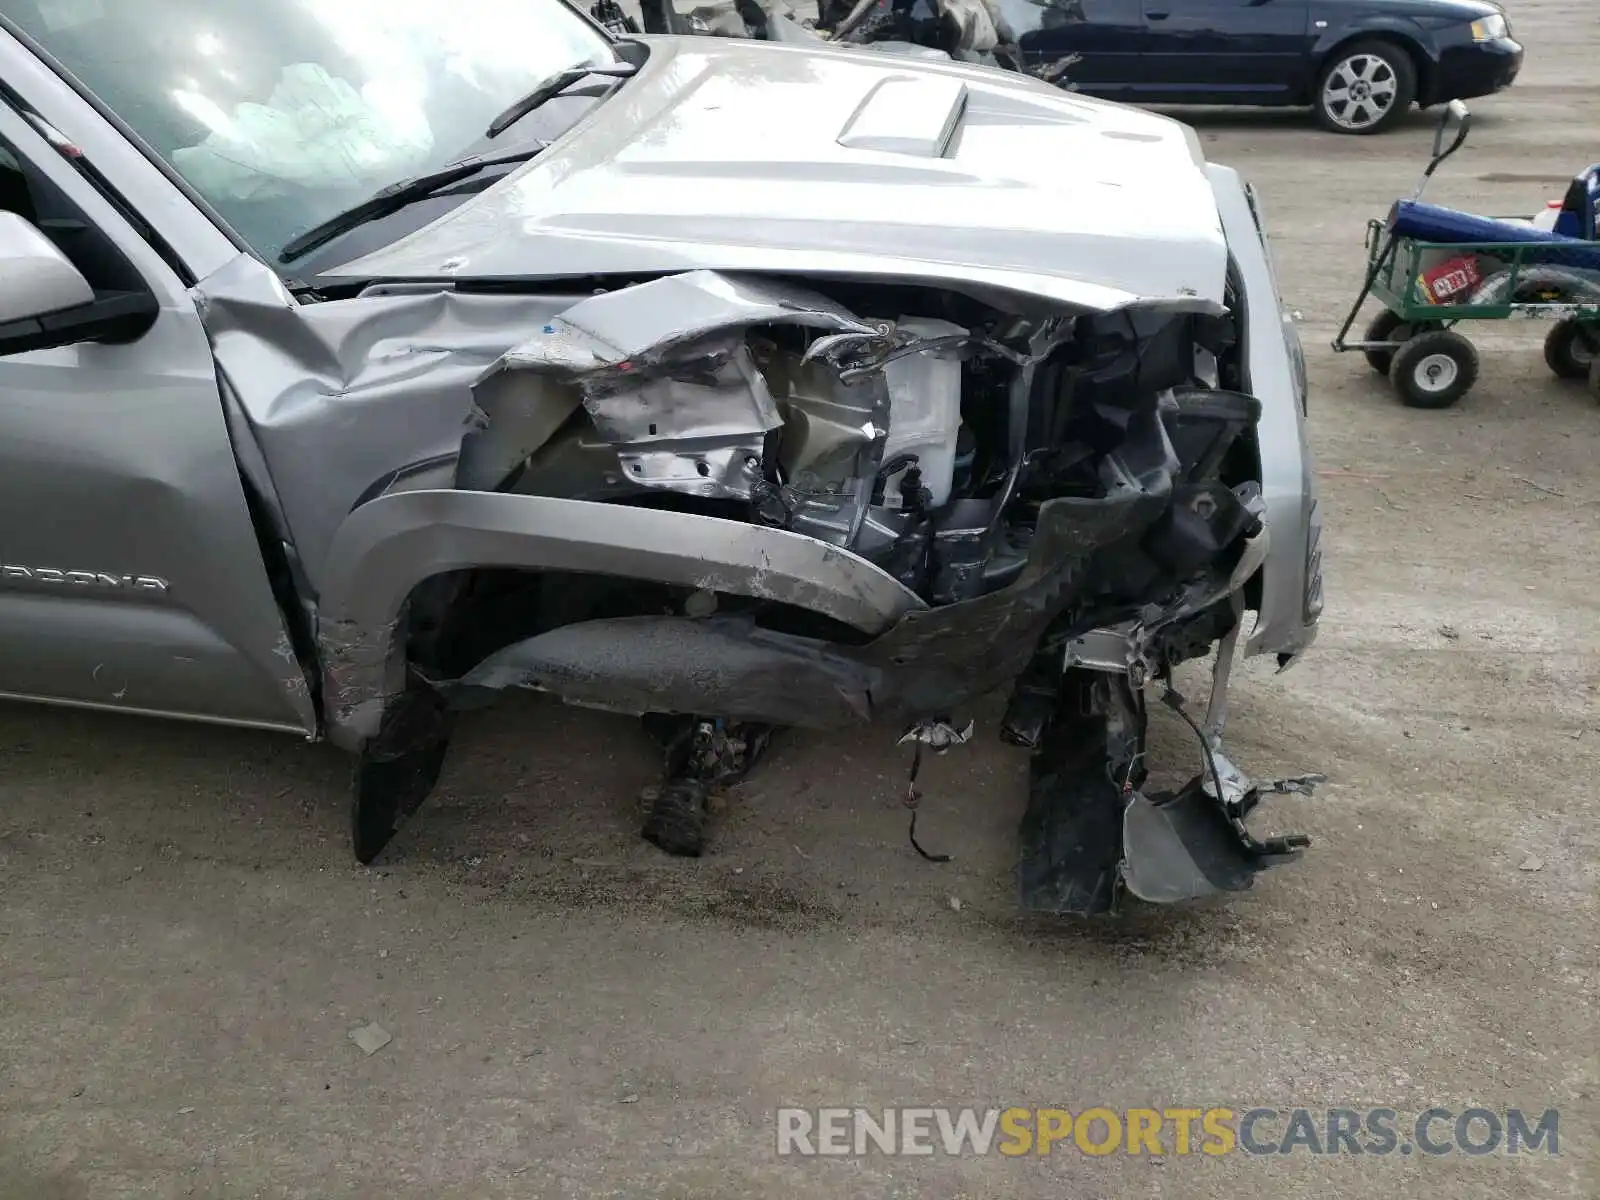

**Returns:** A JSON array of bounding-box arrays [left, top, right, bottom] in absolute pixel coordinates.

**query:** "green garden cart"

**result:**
[[1333, 101, 1600, 408]]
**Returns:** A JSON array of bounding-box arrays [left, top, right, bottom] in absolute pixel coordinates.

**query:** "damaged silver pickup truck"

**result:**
[[0, 0, 1322, 913]]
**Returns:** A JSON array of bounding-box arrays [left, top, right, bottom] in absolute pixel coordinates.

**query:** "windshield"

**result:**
[[3, 0, 618, 259]]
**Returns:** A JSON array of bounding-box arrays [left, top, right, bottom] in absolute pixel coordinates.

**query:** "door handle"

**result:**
[[1147, 10, 1170, 18]]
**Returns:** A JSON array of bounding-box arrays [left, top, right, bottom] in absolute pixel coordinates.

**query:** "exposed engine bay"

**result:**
[[469, 269, 1261, 644], [350, 267, 1319, 913]]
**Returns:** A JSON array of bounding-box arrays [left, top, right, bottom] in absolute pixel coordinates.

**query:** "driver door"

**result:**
[[0, 100, 315, 733], [1136, 0, 1313, 99], [994, 0, 1149, 97]]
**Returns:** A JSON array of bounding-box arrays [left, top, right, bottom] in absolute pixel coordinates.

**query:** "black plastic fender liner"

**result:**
[[452, 615, 876, 728], [350, 680, 456, 864], [1015, 670, 1144, 917], [1014, 715, 1129, 917], [442, 490, 1168, 727]]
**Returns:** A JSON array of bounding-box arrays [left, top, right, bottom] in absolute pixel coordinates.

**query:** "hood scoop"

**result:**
[[836, 75, 968, 158]]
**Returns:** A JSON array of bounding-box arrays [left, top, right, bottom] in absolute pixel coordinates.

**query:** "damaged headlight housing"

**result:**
[[1470, 12, 1509, 42]]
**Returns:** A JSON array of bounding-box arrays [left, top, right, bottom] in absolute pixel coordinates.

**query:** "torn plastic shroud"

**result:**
[[445, 483, 1172, 728]]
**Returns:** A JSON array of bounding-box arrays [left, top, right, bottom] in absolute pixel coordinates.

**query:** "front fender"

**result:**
[[1311, 15, 1440, 69], [314, 489, 928, 750], [1207, 166, 1321, 664]]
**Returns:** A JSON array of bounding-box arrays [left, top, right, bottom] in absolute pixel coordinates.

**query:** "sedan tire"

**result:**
[[1314, 41, 1417, 135]]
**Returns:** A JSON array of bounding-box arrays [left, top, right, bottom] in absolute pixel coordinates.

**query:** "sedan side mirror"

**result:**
[[0, 210, 158, 357]]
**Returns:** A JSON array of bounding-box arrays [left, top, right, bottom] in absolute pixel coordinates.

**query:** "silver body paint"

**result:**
[[0, 23, 1317, 756], [330, 37, 1232, 311], [0, 96, 314, 733]]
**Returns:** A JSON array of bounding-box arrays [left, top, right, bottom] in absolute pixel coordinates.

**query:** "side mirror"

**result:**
[[0, 209, 93, 322], [0, 210, 158, 357]]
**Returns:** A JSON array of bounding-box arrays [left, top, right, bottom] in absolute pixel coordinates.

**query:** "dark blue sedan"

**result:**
[[992, 0, 1523, 133]]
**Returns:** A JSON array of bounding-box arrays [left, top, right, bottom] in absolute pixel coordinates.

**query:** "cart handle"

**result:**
[[1415, 101, 1471, 196]]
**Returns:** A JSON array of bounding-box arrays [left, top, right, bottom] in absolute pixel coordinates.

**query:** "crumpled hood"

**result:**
[[329, 37, 1229, 312]]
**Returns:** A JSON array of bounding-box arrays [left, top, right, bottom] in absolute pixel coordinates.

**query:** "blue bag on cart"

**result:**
[[1387, 165, 1600, 271]]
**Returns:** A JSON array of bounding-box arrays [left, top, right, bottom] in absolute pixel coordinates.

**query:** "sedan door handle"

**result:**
[[1147, 10, 1170, 18]]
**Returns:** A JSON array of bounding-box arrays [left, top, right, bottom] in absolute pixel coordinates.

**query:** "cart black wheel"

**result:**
[[1543, 319, 1600, 381], [1314, 40, 1417, 135], [1390, 329, 1479, 409], [1362, 310, 1440, 375]]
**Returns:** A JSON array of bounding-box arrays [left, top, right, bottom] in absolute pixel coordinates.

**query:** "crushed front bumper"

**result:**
[[1427, 39, 1523, 105]]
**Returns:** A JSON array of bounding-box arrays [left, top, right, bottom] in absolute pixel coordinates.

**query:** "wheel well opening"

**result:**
[[397, 566, 875, 685]]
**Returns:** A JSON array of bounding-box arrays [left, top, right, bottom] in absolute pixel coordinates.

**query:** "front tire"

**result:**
[[1315, 40, 1417, 135], [1390, 329, 1479, 408]]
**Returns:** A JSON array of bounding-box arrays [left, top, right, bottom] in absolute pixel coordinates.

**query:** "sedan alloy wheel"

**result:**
[[1316, 42, 1416, 134]]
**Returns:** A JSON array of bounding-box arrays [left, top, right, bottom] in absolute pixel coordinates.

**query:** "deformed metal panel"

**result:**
[[482, 270, 892, 504], [198, 253, 585, 598], [315, 489, 930, 746], [498, 271, 883, 366]]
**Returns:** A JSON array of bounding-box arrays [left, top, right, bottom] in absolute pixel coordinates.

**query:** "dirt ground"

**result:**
[[2, 4, 1597, 1198]]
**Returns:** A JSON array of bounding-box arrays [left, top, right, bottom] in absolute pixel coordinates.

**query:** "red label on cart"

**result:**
[[1418, 255, 1483, 304]]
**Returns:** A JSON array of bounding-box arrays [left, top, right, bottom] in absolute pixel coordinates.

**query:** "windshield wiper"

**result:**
[[277, 143, 548, 264], [485, 61, 636, 138]]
